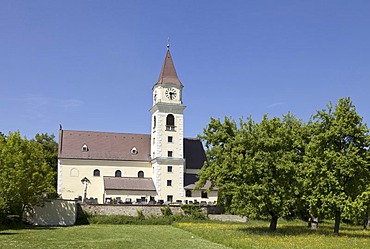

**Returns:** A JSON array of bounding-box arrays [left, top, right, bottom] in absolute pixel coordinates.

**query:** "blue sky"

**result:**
[[1, 1, 370, 139]]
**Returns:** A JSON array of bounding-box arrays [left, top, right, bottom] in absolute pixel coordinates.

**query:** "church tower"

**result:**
[[150, 46, 186, 203]]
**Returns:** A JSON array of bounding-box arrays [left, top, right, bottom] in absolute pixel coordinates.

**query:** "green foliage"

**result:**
[[301, 97, 370, 234], [198, 114, 304, 230], [181, 204, 207, 220], [161, 206, 173, 216], [34, 133, 58, 188], [0, 131, 56, 224], [198, 97, 370, 234], [136, 209, 145, 220]]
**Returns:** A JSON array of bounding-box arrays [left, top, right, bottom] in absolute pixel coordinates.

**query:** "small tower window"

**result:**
[[115, 170, 122, 177], [201, 191, 208, 199], [138, 171, 144, 178], [81, 144, 88, 152], [153, 116, 156, 129], [167, 166, 173, 172], [166, 114, 175, 131], [167, 180, 172, 186], [168, 136, 173, 143], [167, 151, 173, 157], [93, 169, 100, 177], [186, 190, 192, 197], [131, 147, 138, 155]]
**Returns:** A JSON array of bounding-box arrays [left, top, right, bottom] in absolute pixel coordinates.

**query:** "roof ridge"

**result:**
[[62, 130, 150, 136]]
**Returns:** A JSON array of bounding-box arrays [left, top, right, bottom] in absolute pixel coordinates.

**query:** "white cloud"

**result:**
[[267, 102, 284, 108]]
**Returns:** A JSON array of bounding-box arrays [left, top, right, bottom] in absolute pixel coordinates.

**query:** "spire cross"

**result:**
[[167, 37, 170, 50]]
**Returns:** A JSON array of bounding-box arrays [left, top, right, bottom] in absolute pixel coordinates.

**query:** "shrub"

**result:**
[[136, 210, 145, 220], [161, 206, 173, 216], [181, 205, 207, 220]]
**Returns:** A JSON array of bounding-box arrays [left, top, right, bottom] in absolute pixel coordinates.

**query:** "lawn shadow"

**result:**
[[0, 232, 18, 235], [0, 225, 58, 231], [237, 225, 370, 238]]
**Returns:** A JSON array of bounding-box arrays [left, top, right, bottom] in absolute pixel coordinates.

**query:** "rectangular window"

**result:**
[[167, 180, 172, 186], [168, 151, 173, 157], [168, 136, 173, 143], [201, 191, 208, 198], [167, 166, 173, 172], [167, 195, 173, 203]]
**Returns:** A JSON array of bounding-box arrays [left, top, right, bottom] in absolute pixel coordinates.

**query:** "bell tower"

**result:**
[[150, 45, 186, 202]]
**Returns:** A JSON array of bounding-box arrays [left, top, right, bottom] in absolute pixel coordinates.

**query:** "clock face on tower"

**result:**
[[165, 88, 177, 100]]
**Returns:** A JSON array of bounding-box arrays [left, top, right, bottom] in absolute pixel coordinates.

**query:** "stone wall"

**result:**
[[81, 204, 207, 217]]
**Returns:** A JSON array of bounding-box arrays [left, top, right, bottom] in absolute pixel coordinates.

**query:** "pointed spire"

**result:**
[[155, 46, 183, 87]]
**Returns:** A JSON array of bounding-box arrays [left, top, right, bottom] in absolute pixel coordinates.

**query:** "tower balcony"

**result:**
[[166, 125, 176, 131]]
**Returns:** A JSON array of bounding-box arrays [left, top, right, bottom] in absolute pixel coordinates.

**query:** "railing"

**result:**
[[166, 125, 176, 131]]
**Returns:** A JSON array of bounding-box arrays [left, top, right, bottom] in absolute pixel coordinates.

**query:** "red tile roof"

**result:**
[[155, 49, 183, 87], [58, 130, 206, 169], [104, 176, 156, 191], [59, 130, 151, 161]]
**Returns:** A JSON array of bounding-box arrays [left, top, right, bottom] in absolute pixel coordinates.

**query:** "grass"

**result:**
[[0, 224, 228, 249], [174, 219, 370, 249], [1, 219, 370, 248]]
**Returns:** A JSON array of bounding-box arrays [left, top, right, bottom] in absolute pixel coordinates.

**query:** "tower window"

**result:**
[[138, 171, 144, 178], [167, 151, 173, 157], [167, 166, 173, 172], [115, 170, 122, 177], [168, 136, 173, 143], [93, 169, 100, 177], [153, 116, 156, 129], [201, 191, 208, 199], [166, 114, 175, 131], [167, 195, 173, 203], [167, 180, 172, 186], [153, 138, 155, 144], [186, 190, 192, 197]]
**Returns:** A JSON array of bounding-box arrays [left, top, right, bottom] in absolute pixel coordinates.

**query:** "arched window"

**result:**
[[70, 168, 79, 177], [166, 114, 175, 131], [185, 190, 192, 197], [138, 171, 144, 178], [115, 170, 122, 177], [93, 169, 100, 177]]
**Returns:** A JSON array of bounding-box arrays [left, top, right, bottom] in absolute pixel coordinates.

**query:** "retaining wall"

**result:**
[[81, 204, 208, 217]]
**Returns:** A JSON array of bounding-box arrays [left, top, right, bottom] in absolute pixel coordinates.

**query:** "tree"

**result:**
[[34, 133, 58, 188], [301, 97, 370, 234], [0, 132, 56, 222], [198, 114, 304, 231]]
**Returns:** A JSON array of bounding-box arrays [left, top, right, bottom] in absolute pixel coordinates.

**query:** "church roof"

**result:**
[[155, 49, 183, 87], [58, 130, 151, 161], [104, 176, 156, 191], [58, 130, 206, 169]]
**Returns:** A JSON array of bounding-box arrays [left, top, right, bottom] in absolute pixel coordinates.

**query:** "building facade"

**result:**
[[57, 48, 217, 204]]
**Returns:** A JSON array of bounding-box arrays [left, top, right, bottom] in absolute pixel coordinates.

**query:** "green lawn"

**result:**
[[0, 224, 228, 249], [1, 220, 370, 249], [175, 219, 370, 249]]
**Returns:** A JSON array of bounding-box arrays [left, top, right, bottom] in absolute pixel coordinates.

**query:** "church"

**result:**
[[57, 47, 218, 205]]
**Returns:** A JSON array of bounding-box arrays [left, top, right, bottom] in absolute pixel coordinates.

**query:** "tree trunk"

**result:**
[[363, 217, 368, 230], [269, 215, 278, 231], [334, 210, 341, 235]]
